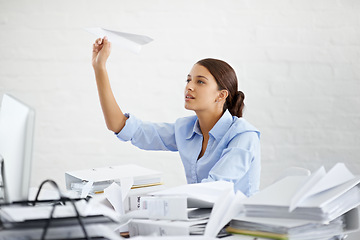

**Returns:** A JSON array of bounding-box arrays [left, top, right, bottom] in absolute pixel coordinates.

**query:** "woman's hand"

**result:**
[[92, 36, 111, 70]]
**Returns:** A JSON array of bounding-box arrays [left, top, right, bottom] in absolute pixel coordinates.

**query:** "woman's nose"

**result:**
[[186, 82, 194, 91]]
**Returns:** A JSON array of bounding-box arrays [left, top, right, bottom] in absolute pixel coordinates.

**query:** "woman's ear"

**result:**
[[218, 89, 228, 102]]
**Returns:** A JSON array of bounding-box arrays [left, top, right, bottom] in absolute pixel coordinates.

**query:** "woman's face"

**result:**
[[184, 64, 222, 113]]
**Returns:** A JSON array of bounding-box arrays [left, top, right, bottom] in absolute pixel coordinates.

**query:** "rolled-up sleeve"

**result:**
[[116, 113, 142, 142], [116, 113, 178, 152]]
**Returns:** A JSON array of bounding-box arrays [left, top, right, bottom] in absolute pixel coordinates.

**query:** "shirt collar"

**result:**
[[186, 118, 202, 140], [186, 110, 233, 140], [209, 110, 233, 141]]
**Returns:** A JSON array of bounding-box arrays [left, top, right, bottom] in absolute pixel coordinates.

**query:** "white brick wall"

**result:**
[[1, 0, 360, 237]]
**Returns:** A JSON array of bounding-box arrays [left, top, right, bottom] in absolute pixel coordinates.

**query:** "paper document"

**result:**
[[104, 182, 125, 215], [290, 163, 355, 211], [204, 190, 246, 237], [84, 27, 153, 53]]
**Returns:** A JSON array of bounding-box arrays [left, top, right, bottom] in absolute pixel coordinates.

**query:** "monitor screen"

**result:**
[[0, 94, 35, 203]]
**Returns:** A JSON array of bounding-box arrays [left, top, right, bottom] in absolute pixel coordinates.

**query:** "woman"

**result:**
[[92, 37, 261, 196]]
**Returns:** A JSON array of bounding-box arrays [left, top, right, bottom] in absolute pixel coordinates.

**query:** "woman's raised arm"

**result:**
[[92, 37, 127, 133]]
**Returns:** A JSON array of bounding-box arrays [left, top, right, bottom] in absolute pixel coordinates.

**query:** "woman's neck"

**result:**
[[196, 109, 224, 135]]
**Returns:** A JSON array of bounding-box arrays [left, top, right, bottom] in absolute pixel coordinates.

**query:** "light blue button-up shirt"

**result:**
[[116, 110, 261, 196]]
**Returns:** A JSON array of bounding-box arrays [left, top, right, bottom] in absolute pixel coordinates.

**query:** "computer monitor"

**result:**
[[0, 93, 35, 203]]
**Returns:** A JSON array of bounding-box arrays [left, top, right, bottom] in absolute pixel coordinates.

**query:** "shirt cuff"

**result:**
[[115, 113, 141, 142]]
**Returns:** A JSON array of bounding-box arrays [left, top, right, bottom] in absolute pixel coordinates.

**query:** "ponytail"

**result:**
[[226, 90, 245, 118]]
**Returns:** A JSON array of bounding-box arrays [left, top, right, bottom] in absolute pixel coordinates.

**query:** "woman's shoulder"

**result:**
[[226, 118, 260, 149], [231, 117, 260, 138], [175, 114, 198, 126], [173, 115, 199, 139]]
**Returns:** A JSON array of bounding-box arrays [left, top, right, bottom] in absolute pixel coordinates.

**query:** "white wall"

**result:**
[[1, 0, 360, 236]]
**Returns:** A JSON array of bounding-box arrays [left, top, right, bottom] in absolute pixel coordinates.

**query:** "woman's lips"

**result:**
[[185, 94, 195, 101]]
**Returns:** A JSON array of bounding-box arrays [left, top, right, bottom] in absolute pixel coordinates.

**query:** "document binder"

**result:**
[[123, 185, 164, 212], [65, 164, 163, 195], [139, 195, 192, 220], [126, 181, 237, 238], [150, 180, 234, 209], [132, 196, 212, 221]]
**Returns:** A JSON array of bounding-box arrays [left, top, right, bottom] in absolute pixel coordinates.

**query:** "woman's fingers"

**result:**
[[94, 37, 103, 48], [93, 37, 109, 52], [92, 36, 111, 68], [93, 43, 98, 53], [95, 38, 102, 45]]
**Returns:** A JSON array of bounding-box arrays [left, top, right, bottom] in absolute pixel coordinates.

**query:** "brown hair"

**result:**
[[196, 58, 245, 117]]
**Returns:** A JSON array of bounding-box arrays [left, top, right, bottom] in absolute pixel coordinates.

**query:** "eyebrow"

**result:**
[[187, 74, 209, 81]]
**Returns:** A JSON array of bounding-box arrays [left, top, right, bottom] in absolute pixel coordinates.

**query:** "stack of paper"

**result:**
[[126, 181, 240, 237], [227, 208, 359, 240], [227, 163, 360, 240], [240, 163, 360, 223]]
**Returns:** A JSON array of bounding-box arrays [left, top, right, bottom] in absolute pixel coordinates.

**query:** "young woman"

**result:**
[[92, 37, 261, 196]]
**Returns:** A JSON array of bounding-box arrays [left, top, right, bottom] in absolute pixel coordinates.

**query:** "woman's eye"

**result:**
[[186, 79, 191, 83], [198, 80, 205, 84]]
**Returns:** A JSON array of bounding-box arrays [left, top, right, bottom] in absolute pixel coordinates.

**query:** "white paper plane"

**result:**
[[84, 27, 153, 53]]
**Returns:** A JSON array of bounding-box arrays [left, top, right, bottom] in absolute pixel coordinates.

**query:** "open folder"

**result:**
[[240, 163, 360, 223]]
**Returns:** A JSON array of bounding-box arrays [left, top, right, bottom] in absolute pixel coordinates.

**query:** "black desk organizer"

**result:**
[[0, 178, 113, 240]]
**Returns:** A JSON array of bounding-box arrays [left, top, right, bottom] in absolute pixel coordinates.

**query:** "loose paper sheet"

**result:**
[[103, 177, 133, 215], [204, 190, 246, 237], [81, 180, 94, 198]]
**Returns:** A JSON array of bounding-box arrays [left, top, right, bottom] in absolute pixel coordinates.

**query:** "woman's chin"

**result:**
[[184, 104, 193, 110]]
